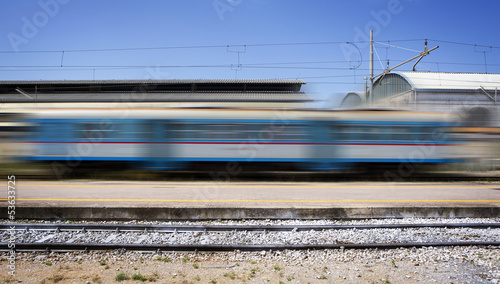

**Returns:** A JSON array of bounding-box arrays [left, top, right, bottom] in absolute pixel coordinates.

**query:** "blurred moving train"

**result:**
[[1, 107, 471, 173]]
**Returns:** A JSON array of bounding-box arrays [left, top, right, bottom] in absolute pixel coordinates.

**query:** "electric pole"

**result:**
[[369, 30, 374, 105]]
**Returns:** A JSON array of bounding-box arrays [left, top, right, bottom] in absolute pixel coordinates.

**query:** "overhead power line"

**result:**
[[0, 39, 425, 54], [1, 38, 498, 55]]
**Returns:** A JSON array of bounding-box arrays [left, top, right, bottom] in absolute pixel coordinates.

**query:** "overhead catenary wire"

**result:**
[[1, 38, 499, 82], [1, 38, 499, 55], [0, 39, 427, 54]]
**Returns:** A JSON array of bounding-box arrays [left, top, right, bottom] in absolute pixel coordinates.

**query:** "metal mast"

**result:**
[[369, 30, 374, 105]]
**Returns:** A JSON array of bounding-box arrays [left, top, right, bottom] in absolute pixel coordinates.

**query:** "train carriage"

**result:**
[[14, 108, 461, 172]]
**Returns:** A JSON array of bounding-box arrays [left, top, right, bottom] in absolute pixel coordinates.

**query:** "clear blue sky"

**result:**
[[1, 0, 499, 107]]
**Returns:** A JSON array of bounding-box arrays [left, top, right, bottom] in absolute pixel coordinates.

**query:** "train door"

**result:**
[[306, 120, 342, 171], [145, 120, 171, 169]]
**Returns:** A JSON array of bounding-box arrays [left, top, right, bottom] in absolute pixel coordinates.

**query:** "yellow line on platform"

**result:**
[[18, 184, 499, 189], [1, 198, 499, 203]]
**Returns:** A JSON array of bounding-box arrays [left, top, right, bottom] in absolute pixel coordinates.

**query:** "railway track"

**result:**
[[1, 222, 500, 232], [2, 241, 500, 252], [1, 222, 499, 252]]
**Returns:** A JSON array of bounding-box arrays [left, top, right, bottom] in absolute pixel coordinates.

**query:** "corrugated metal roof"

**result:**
[[0, 79, 305, 85], [0, 92, 311, 103], [0, 79, 305, 93], [393, 71, 500, 90]]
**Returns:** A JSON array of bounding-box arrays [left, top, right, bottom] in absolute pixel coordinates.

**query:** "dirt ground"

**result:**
[[1, 248, 499, 283]]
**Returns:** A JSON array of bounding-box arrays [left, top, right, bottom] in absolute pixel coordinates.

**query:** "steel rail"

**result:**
[[1, 223, 499, 232], [1, 241, 499, 252]]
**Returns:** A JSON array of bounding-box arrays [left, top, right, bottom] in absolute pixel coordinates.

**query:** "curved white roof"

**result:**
[[393, 71, 500, 90]]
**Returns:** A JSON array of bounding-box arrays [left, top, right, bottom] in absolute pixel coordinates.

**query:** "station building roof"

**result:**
[[0, 79, 309, 104], [390, 71, 500, 91], [340, 91, 365, 108], [372, 71, 500, 103]]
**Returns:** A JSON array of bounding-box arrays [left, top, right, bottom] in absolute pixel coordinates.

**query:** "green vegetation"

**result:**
[[132, 273, 147, 282], [223, 271, 236, 280], [115, 273, 129, 282]]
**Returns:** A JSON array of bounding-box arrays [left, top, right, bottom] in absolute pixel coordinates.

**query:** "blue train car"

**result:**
[[16, 108, 461, 172]]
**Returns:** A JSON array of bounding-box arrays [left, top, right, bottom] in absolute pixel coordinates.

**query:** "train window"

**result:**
[[169, 123, 188, 139], [392, 126, 412, 141], [431, 127, 448, 143], [77, 122, 120, 141], [417, 126, 432, 142], [168, 122, 304, 141], [378, 126, 393, 141], [245, 124, 262, 140], [207, 124, 235, 140], [135, 123, 154, 140], [287, 125, 304, 140], [333, 124, 354, 141], [362, 126, 380, 141]]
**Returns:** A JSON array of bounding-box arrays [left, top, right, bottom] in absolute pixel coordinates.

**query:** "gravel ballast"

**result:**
[[1, 218, 499, 283]]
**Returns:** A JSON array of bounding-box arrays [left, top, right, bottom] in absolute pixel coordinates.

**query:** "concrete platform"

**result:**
[[1, 181, 499, 220]]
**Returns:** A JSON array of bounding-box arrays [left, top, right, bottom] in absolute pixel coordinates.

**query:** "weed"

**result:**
[[287, 275, 294, 281], [163, 257, 171, 262], [155, 256, 162, 261], [44, 262, 52, 266], [274, 265, 281, 271], [193, 263, 199, 269], [99, 260, 106, 266], [391, 259, 398, 268], [223, 271, 236, 280], [250, 261, 257, 264], [182, 256, 190, 263], [319, 275, 327, 280], [194, 275, 201, 281], [210, 280, 217, 284], [115, 273, 129, 282], [132, 273, 148, 282]]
